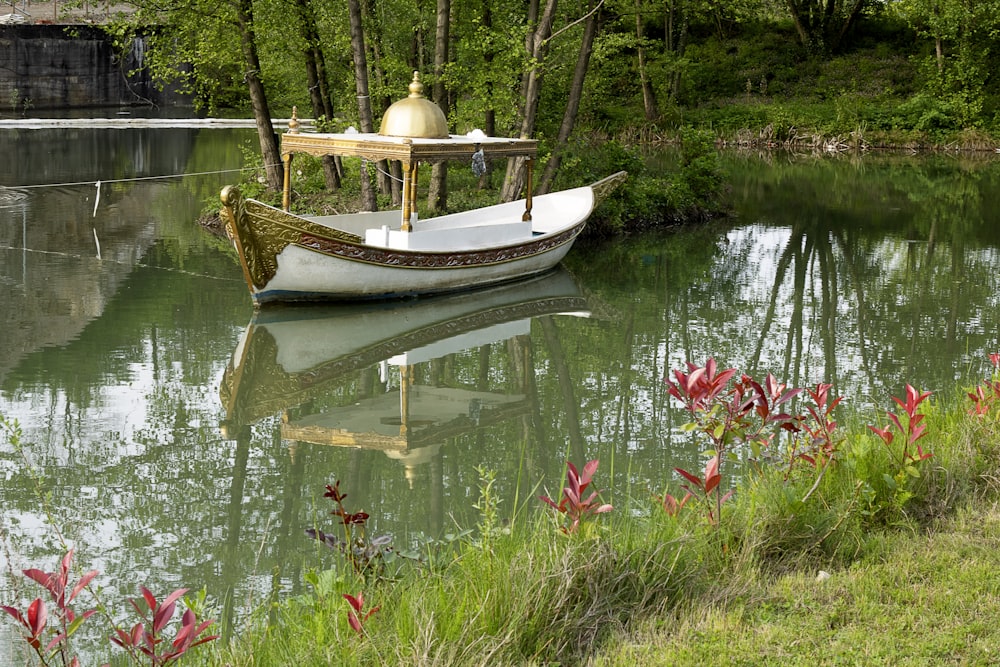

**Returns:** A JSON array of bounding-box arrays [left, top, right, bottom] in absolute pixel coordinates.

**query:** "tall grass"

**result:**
[[184, 371, 1000, 665]]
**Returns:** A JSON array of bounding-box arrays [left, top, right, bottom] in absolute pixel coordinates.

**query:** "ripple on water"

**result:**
[[0, 187, 29, 207]]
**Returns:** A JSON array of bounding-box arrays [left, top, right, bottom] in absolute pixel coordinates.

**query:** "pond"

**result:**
[[1, 126, 999, 653]]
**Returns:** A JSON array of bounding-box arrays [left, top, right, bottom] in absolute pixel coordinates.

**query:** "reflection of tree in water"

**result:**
[[728, 155, 1000, 400], [560, 154, 1000, 486], [747, 217, 869, 396]]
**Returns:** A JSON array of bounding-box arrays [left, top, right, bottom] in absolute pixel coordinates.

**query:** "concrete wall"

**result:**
[[0, 24, 189, 110]]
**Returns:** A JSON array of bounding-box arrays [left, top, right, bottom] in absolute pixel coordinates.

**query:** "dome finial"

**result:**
[[408, 71, 424, 98]]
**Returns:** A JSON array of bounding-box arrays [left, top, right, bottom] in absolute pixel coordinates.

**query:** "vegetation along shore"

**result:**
[[5, 1, 1000, 665], [53, 0, 995, 233], [4, 356, 1000, 664]]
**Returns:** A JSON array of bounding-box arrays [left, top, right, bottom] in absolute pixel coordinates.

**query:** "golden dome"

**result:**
[[378, 72, 449, 139]]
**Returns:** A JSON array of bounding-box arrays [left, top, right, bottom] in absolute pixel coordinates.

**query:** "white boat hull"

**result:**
[[220, 171, 626, 305]]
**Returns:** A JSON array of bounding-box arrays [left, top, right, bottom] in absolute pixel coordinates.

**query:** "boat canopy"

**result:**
[[279, 72, 538, 230]]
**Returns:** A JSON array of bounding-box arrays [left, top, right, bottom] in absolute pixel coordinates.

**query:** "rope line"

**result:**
[[0, 164, 281, 191]]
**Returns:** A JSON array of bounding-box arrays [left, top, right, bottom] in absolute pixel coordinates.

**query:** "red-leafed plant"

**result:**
[[967, 352, 1000, 419], [868, 384, 934, 511], [343, 592, 380, 635], [306, 479, 397, 578], [868, 384, 934, 470], [674, 454, 733, 525], [775, 382, 846, 493], [663, 359, 802, 523], [539, 459, 613, 534], [1, 548, 97, 667], [108, 587, 218, 667], [654, 489, 692, 517]]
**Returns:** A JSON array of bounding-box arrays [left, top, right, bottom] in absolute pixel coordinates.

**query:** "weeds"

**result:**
[[1, 415, 218, 667], [539, 460, 613, 534], [306, 480, 398, 580], [1, 548, 96, 666]]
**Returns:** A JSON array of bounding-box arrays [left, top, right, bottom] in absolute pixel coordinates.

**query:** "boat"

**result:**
[[219, 71, 626, 305], [218, 269, 590, 479]]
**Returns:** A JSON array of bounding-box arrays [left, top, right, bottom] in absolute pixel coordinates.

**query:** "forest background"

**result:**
[[74, 0, 1000, 226]]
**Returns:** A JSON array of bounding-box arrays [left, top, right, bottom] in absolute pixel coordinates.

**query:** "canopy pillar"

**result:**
[[522, 158, 534, 222]]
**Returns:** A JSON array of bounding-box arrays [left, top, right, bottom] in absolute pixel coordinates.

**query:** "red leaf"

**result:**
[[140, 587, 157, 615], [580, 460, 600, 486], [704, 455, 720, 482], [685, 367, 707, 395], [27, 598, 46, 636], [70, 570, 99, 603], [869, 425, 893, 445], [110, 628, 131, 648], [1, 605, 26, 627], [343, 592, 363, 614], [538, 495, 561, 512], [131, 622, 144, 647], [674, 467, 704, 490], [160, 588, 189, 610], [347, 609, 362, 634], [23, 569, 56, 598], [704, 473, 720, 495], [153, 601, 177, 634], [887, 412, 904, 434], [46, 633, 66, 652]]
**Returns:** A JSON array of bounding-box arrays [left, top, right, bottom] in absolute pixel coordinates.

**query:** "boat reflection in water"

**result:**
[[219, 268, 590, 482]]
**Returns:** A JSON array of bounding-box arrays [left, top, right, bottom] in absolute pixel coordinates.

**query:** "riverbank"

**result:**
[[209, 360, 1000, 666]]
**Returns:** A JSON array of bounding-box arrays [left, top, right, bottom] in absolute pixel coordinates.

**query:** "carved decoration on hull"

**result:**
[[222, 185, 584, 294]]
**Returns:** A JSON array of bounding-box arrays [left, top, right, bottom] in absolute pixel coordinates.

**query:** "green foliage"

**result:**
[[580, 135, 726, 236], [220, 378, 999, 664]]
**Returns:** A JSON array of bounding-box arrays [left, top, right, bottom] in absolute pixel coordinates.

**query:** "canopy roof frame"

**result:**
[[279, 110, 539, 231]]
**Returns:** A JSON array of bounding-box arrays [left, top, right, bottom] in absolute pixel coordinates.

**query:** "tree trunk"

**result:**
[[293, 0, 340, 190], [501, 0, 557, 202], [360, 0, 397, 202], [784, 0, 812, 48], [665, 0, 688, 101], [538, 1, 599, 194], [479, 0, 496, 189], [636, 0, 658, 121], [234, 0, 282, 191], [427, 0, 452, 213], [347, 0, 378, 211]]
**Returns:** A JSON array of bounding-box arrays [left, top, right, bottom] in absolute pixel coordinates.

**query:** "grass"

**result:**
[[600, 506, 1000, 666], [205, 368, 1000, 667]]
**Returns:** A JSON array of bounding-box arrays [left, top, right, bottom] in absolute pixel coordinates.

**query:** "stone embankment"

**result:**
[[0, 2, 187, 110]]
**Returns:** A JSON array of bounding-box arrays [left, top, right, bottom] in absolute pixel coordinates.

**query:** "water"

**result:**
[[1, 128, 999, 656]]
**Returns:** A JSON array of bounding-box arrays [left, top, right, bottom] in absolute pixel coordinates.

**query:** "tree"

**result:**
[[500, 0, 558, 202], [635, 0, 659, 121], [346, 0, 379, 211], [894, 0, 1000, 126], [538, 0, 601, 194], [233, 0, 283, 190], [427, 0, 453, 213], [292, 0, 341, 190], [115, 0, 284, 190], [784, 0, 869, 52]]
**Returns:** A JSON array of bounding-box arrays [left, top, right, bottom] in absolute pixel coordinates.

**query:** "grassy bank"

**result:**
[[211, 359, 1000, 666]]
